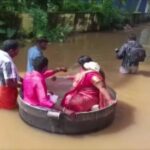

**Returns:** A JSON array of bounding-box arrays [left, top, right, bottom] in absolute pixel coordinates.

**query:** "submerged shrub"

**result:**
[[47, 25, 73, 42]]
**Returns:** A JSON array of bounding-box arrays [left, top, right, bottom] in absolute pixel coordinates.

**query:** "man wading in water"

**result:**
[[116, 34, 146, 74], [0, 40, 21, 109]]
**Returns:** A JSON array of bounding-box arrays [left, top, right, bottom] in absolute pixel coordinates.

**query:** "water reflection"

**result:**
[[136, 70, 150, 77], [68, 100, 135, 137]]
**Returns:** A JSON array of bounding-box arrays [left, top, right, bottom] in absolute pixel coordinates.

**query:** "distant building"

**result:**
[[114, 0, 149, 13], [81, 0, 150, 13]]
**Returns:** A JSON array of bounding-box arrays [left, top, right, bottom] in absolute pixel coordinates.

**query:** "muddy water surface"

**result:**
[[0, 23, 150, 150]]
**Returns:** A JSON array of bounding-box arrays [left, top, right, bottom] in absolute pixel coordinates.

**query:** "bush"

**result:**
[[47, 25, 73, 42], [0, 11, 21, 40], [63, 0, 84, 12], [28, 8, 48, 37], [97, 0, 124, 30], [62, 0, 101, 12]]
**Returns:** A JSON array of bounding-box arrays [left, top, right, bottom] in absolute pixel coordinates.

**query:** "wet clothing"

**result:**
[[119, 65, 138, 74], [0, 50, 19, 109], [0, 87, 18, 109], [61, 70, 108, 112], [117, 40, 142, 73], [27, 46, 43, 72]]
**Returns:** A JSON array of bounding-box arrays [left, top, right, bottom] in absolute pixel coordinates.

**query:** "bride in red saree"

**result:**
[[61, 56, 114, 112]]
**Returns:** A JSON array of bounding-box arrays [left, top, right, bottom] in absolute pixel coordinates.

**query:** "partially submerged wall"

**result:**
[[48, 13, 100, 32]]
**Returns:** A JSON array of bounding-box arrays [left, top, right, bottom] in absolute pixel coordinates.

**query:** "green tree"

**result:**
[[97, 0, 124, 29]]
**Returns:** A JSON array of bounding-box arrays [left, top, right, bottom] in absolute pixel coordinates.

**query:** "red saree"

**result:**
[[61, 70, 107, 112]]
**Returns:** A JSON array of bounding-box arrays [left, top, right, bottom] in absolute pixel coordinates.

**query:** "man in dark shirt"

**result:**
[[116, 34, 143, 74]]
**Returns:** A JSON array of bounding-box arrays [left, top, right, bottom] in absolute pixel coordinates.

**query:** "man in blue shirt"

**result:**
[[27, 37, 48, 72]]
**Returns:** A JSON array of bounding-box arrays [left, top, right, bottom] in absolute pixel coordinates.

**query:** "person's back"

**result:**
[[0, 40, 20, 109], [116, 34, 145, 74], [27, 46, 43, 72], [24, 56, 54, 108], [23, 72, 40, 105], [26, 37, 48, 72], [62, 56, 113, 112], [23, 71, 50, 106], [123, 40, 141, 66], [24, 56, 74, 116]]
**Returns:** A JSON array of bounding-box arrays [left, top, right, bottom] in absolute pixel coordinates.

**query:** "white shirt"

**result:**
[[0, 50, 19, 86]]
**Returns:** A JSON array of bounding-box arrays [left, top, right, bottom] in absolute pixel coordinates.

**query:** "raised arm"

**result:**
[[43, 67, 67, 79], [43, 70, 56, 78]]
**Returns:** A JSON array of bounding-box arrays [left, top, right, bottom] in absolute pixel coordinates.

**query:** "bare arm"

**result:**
[[92, 76, 113, 103]]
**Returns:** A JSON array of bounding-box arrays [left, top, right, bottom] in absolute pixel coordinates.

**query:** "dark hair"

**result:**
[[128, 33, 136, 41], [36, 36, 48, 44], [78, 55, 93, 68], [78, 55, 105, 79], [33, 56, 48, 72], [2, 40, 19, 52]]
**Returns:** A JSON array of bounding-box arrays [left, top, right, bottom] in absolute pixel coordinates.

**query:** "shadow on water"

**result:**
[[68, 100, 135, 138], [136, 70, 150, 77], [112, 74, 134, 89], [98, 100, 135, 135]]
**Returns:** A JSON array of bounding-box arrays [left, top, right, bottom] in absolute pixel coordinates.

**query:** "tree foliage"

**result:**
[[0, 0, 130, 40]]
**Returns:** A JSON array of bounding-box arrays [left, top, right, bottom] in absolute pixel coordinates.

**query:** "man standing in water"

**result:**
[[0, 40, 20, 109], [116, 34, 146, 74], [27, 37, 48, 72]]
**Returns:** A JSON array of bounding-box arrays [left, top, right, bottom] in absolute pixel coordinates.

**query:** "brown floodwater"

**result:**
[[1, 23, 150, 150]]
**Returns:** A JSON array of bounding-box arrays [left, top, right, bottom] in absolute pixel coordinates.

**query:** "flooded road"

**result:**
[[0, 23, 150, 150]]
